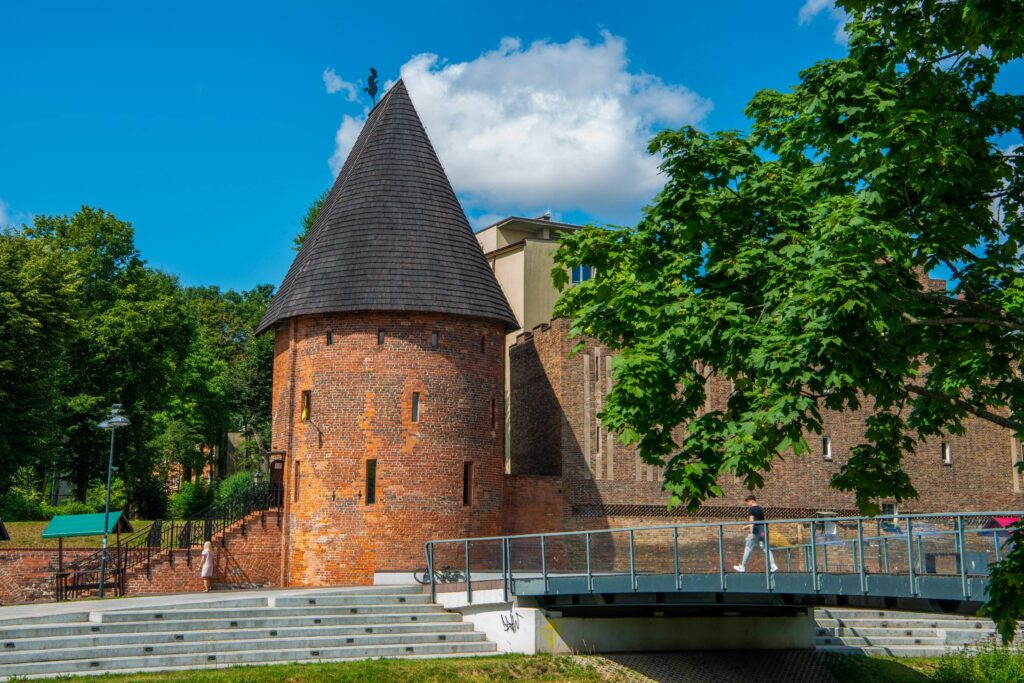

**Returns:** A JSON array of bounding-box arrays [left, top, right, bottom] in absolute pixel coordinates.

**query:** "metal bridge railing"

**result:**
[[423, 511, 1021, 605]]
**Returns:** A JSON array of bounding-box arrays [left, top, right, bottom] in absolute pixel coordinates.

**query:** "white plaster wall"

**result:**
[[449, 599, 817, 654]]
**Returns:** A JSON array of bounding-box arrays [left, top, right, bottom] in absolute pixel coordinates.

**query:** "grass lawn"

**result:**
[[824, 654, 940, 682], [57, 655, 611, 682], [4, 520, 153, 548], [17, 651, 1024, 682], [826, 649, 1024, 682]]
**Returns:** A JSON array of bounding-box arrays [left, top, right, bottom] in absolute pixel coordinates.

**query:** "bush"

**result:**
[[934, 646, 1024, 683], [85, 477, 127, 512], [0, 488, 46, 521], [169, 480, 213, 519], [216, 471, 255, 503], [42, 500, 97, 517]]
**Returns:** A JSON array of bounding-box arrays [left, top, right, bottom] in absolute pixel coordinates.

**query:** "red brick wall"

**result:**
[[510, 317, 1024, 535], [509, 324, 563, 476], [127, 512, 282, 594], [0, 548, 94, 604], [502, 475, 563, 535], [271, 312, 506, 586]]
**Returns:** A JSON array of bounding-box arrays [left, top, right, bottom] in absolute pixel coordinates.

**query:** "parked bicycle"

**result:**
[[414, 565, 466, 585]]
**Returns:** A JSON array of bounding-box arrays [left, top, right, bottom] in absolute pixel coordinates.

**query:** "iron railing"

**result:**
[[55, 481, 282, 601], [423, 510, 1021, 605]]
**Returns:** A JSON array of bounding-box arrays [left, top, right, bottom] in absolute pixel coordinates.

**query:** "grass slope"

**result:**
[[53, 655, 608, 682], [4, 521, 153, 548]]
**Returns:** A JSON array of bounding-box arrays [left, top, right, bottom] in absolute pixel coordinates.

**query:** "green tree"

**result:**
[[293, 189, 328, 251], [554, 1, 1023, 638], [0, 230, 78, 496], [26, 207, 194, 507]]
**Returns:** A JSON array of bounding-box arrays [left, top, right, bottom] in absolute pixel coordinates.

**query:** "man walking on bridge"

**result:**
[[734, 494, 779, 574]]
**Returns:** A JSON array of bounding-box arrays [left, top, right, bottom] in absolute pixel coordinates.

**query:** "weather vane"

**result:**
[[364, 67, 379, 105]]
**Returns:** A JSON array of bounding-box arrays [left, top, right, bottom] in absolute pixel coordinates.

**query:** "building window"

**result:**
[[411, 392, 421, 423], [293, 461, 301, 502], [881, 501, 898, 522], [326, 330, 333, 346], [571, 265, 593, 285], [377, 329, 385, 345], [480, 334, 486, 353], [941, 441, 952, 466], [365, 459, 377, 505], [431, 331, 439, 350], [822, 436, 832, 461], [301, 391, 311, 421], [463, 462, 473, 506]]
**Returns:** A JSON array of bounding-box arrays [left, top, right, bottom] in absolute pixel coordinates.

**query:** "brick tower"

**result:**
[[257, 80, 518, 586]]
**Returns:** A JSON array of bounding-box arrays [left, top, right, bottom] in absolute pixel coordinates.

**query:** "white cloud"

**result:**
[[798, 0, 848, 45], [323, 67, 358, 102], [328, 115, 368, 176], [327, 31, 712, 222]]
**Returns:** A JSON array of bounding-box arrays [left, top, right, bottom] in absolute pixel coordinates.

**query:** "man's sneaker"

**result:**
[[771, 564, 779, 573], [733, 565, 745, 573]]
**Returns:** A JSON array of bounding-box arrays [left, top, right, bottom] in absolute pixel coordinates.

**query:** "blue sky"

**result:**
[[0, 2, 1017, 291]]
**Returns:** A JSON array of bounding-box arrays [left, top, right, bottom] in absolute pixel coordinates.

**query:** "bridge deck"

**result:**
[[425, 510, 1021, 614]]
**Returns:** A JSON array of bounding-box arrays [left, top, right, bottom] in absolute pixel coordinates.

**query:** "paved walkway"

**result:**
[[0, 585, 421, 622]]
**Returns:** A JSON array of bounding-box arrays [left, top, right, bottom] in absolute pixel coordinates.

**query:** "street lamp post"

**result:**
[[97, 404, 130, 599]]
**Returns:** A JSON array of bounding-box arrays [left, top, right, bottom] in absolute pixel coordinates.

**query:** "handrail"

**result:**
[[424, 510, 1021, 546], [423, 510, 1022, 605], [56, 480, 283, 601]]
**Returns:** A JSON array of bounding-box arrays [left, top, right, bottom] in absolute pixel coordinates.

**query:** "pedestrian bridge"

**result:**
[[424, 511, 1020, 616]]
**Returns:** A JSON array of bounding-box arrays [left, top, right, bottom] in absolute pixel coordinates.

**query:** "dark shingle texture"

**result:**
[[257, 80, 518, 334]]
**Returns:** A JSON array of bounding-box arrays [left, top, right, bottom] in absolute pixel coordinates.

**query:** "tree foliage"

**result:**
[[293, 189, 329, 251], [0, 231, 77, 495], [1, 206, 275, 519], [554, 0, 1023, 637]]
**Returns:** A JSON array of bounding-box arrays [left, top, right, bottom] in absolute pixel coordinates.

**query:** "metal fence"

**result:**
[[423, 511, 1021, 605], [55, 481, 282, 601]]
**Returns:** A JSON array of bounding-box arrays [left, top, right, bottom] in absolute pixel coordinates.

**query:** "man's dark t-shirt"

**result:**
[[748, 505, 766, 539]]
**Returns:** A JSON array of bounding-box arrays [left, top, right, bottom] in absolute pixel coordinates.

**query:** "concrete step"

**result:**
[[0, 611, 464, 640], [0, 620, 476, 651], [93, 603, 443, 623], [816, 617, 990, 629], [817, 611, 991, 624], [815, 635, 946, 647], [816, 644, 962, 658], [0, 630, 489, 665], [817, 610, 991, 625], [271, 594, 431, 607], [0, 640, 498, 678], [817, 627, 995, 645]]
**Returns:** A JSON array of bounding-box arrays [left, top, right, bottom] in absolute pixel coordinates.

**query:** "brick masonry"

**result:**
[[510, 317, 1024, 538], [0, 548, 95, 604], [126, 511, 282, 595], [272, 312, 506, 587]]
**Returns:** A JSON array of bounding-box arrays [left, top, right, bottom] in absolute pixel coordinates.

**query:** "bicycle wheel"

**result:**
[[413, 567, 432, 585]]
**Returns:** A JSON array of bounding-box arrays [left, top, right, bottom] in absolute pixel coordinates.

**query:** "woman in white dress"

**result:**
[[200, 541, 214, 591]]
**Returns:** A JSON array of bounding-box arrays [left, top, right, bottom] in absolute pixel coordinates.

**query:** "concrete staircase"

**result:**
[[815, 607, 998, 657], [0, 586, 495, 679]]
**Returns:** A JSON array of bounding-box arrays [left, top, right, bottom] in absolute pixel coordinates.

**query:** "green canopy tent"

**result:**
[[42, 512, 134, 572]]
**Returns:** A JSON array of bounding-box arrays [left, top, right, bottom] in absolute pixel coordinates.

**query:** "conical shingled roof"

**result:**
[[257, 80, 518, 334]]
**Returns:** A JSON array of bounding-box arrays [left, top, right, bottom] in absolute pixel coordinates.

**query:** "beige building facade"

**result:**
[[475, 215, 586, 463]]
